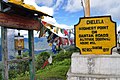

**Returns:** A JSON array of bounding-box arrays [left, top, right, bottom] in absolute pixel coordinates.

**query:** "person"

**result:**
[[117, 31, 120, 53], [52, 42, 57, 54]]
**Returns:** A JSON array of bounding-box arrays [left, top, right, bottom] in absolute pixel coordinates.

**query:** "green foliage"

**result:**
[[35, 52, 50, 70], [8, 61, 29, 80], [15, 52, 29, 76], [22, 52, 29, 57], [0, 62, 2, 80], [8, 52, 29, 80], [10, 46, 78, 80], [54, 59, 71, 66], [0, 69, 2, 80], [67, 46, 80, 52], [17, 61, 29, 74], [53, 51, 70, 62], [9, 70, 17, 79], [53, 46, 79, 62], [34, 46, 78, 79], [35, 59, 70, 80]]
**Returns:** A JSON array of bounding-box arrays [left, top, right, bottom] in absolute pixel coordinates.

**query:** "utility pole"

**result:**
[[84, 0, 90, 17]]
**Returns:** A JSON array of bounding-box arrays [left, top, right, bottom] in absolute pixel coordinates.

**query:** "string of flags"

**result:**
[[6, 0, 74, 53], [42, 55, 52, 69], [40, 22, 74, 69], [38, 19, 74, 54], [40, 20, 74, 67], [41, 20, 74, 38]]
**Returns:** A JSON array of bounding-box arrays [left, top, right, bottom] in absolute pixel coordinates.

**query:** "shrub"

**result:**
[[35, 52, 50, 70], [9, 70, 18, 79], [53, 46, 79, 62], [0, 69, 2, 80]]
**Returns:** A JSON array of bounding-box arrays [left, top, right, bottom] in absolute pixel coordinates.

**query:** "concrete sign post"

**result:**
[[75, 16, 116, 55]]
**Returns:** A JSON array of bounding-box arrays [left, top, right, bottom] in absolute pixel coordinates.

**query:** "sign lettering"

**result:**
[[75, 16, 116, 55]]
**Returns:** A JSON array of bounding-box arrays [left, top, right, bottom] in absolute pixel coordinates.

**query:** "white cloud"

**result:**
[[14, 30, 39, 38], [90, 0, 120, 20], [35, 0, 64, 11], [56, 24, 74, 29], [53, 0, 64, 10], [42, 16, 57, 24], [35, 0, 54, 7], [63, 0, 120, 21], [36, 6, 54, 16], [15, 30, 28, 38], [42, 16, 74, 37], [41, 16, 74, 38], [42, 16, 74, 38], [24, 0, 54, 16], [42, 16, 74, 29], [64, 0, 83, 12], [107, 6, 120, 20]]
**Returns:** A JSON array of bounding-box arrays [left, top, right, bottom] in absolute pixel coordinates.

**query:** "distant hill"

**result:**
[[0, 37, 52, 61], [23, 48, 52, 54], [24, 37, 51, 51], [0, 29, 51, 61]]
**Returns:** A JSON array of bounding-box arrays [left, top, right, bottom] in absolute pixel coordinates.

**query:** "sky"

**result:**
[[21, 0, 120, 37], [2, 0, 120, 37], [33, 0, 120, 27]]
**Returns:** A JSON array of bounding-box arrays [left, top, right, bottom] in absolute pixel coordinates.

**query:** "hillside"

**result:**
[[10, 46, 79, 80], [24, 37, 51, 51]]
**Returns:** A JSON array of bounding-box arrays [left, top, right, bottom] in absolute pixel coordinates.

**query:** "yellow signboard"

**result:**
[[75, 16, 116, 55]]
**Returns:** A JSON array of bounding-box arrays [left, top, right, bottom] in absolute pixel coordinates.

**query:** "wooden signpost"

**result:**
[[0, 0, 51, 80], [75, 16, 116, 55]]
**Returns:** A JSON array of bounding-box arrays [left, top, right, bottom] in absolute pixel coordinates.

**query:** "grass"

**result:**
[[36, 66, 69, 80], [13, 59, 70, 80], [10, 46, 78, 80]]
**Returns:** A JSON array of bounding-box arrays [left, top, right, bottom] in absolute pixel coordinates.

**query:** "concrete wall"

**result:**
[[71, 53, 120, 75], [67, 52, 120, 80]]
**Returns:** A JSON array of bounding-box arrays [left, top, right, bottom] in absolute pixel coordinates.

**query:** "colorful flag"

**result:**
[[64, 29, 68, 36], [42, 55, 52, 69]]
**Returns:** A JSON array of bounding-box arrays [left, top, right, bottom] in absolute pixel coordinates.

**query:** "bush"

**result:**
[[67, 46, 80, 52], [0, 69, 2, 80], [8, 52, 29, 79], [35, 52, 50, 70], [53, 46, 79, 62], [35, 59, 70, 80], [11, 46, 75, 80], [9, 70, 18, 79]]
